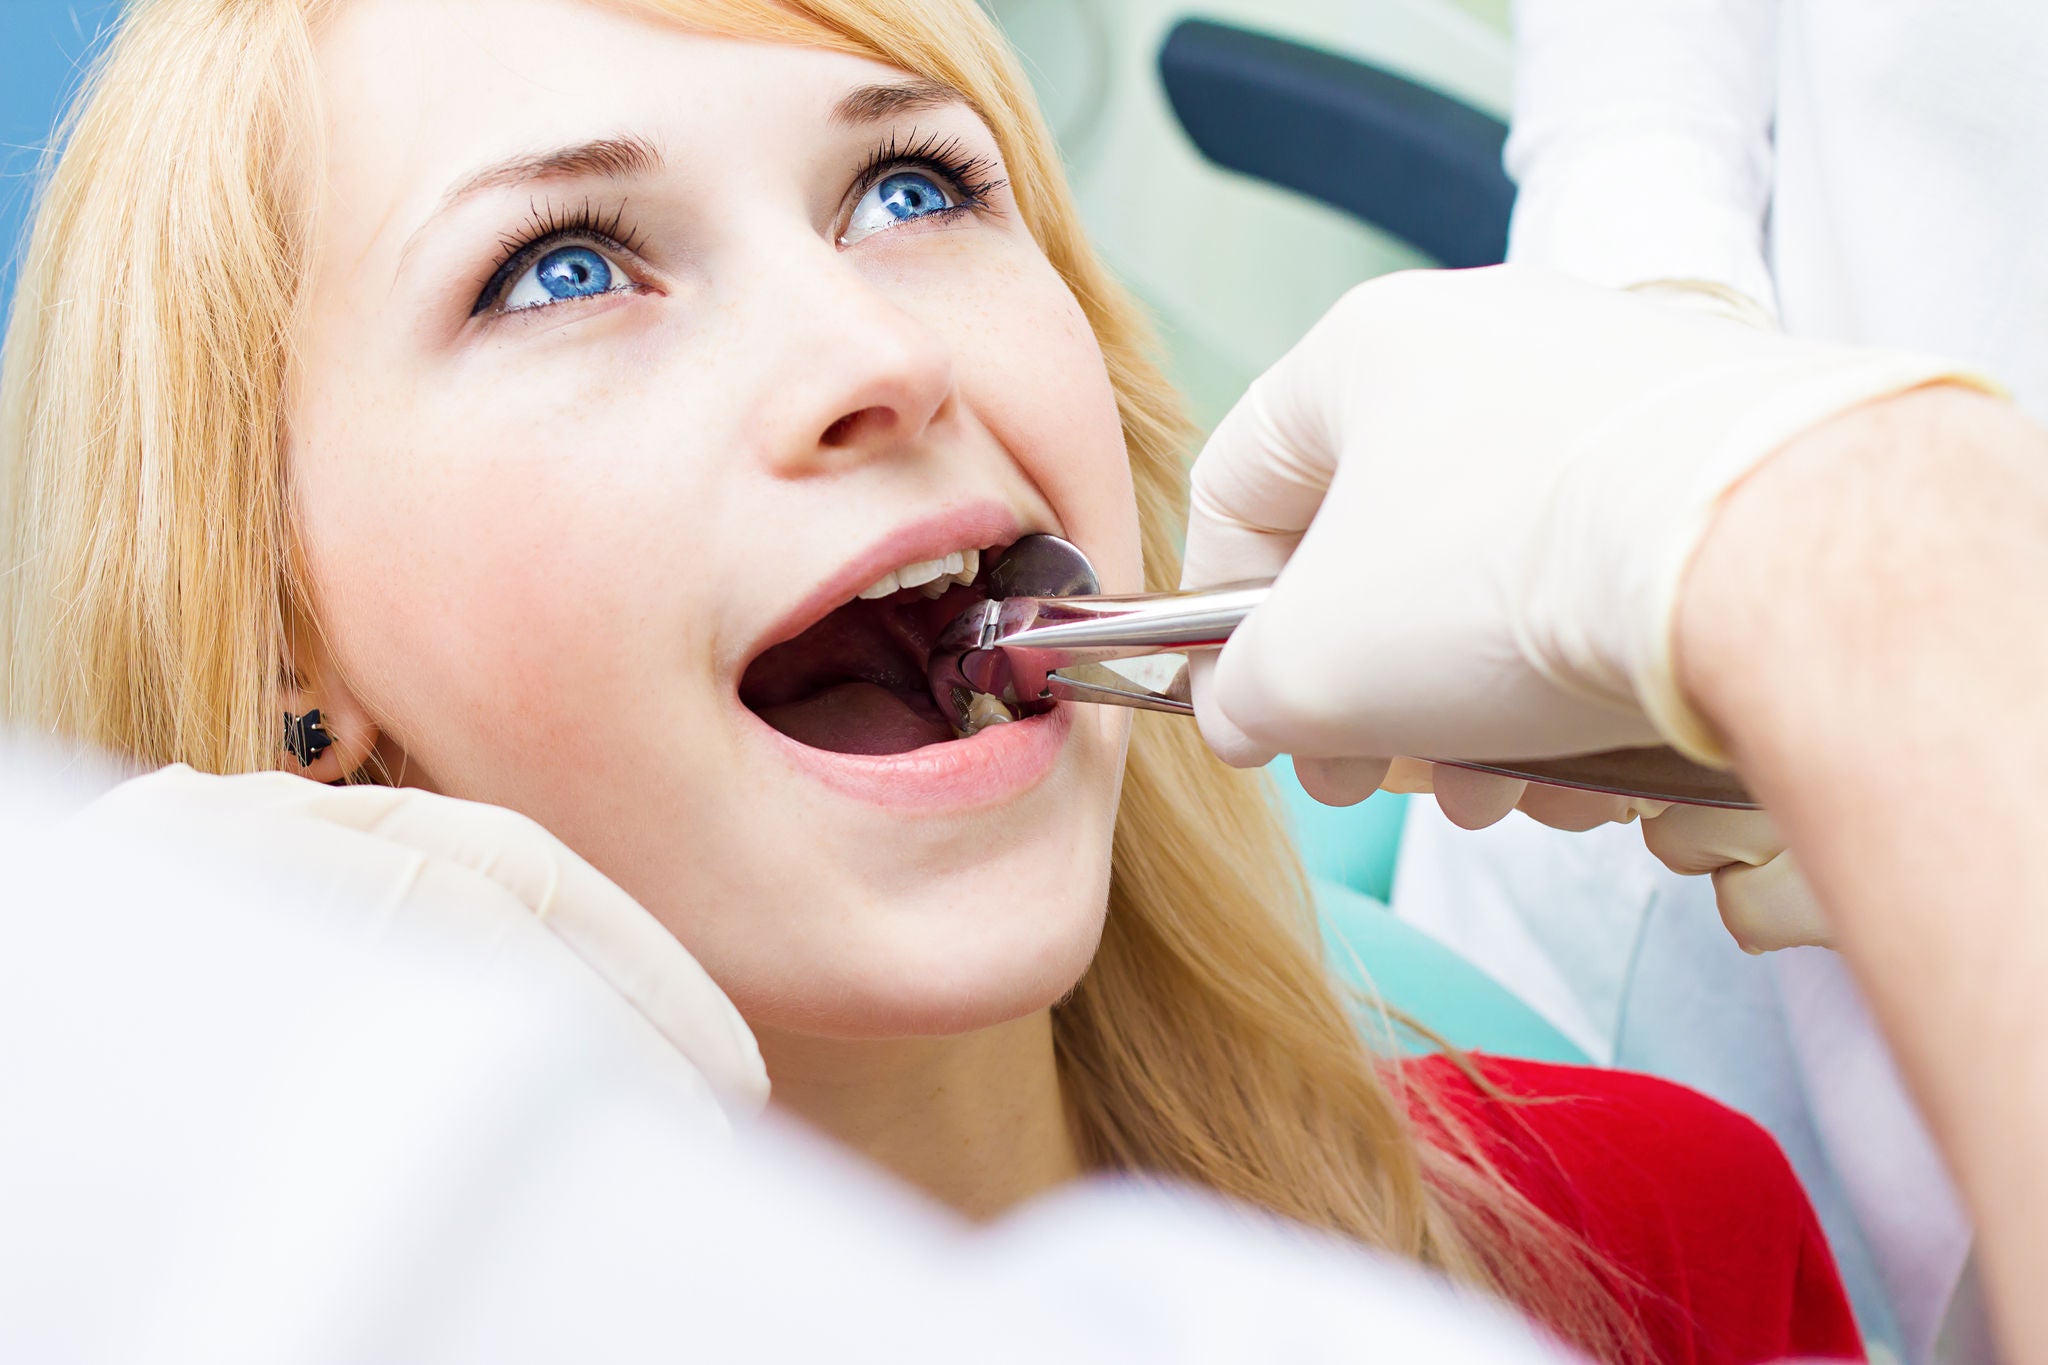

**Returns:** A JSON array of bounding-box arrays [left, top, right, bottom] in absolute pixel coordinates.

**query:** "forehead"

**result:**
[[317, 0, 880, 120], [312, 0, 916, 218]]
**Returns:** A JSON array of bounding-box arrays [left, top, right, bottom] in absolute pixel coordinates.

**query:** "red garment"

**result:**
[[1409, 1053, 1864, 1365]]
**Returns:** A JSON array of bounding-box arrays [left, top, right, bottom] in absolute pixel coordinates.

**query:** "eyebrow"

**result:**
[[396, 134, 662, 274], [830, 78, 969, 126], [436, 133, 664, 212]]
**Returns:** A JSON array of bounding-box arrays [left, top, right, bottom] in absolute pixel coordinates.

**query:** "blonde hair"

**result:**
[[1, 1, 1642, 1357]]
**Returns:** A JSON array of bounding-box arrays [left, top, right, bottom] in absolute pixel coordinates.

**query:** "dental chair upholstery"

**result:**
[[1155, 19, 1581, 1062], [1158, 17, 1514, 270], [1317, 876, 1586, 1064]]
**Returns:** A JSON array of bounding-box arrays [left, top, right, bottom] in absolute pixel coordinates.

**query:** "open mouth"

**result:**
[[739, 544, 1018, 756]]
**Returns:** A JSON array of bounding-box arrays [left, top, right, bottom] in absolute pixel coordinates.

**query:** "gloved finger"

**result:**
[[1378, 758, 1438, 794], [1713, 851, 1832, 954], [1180, 346, 1340, 592], [1429, 765, 1527, 830], [1294, 755, 1393, 807], [1186, 652, 1278, 768], [1639, 804, 1782, 876], [1513, 782, 1636, 832]]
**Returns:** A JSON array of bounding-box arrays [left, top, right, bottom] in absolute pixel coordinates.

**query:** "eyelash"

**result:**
[[847, 129, 1008, 218], [472, 198, 647, 317], [469, 131, 1008, 319]]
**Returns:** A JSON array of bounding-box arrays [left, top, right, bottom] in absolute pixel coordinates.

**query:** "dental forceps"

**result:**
[[927, 536, 1757, 810]]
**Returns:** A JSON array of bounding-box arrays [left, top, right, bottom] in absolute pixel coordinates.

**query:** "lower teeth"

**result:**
[[954, 692, 1018, 738]]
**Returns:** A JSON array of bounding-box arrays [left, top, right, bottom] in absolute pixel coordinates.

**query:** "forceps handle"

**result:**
[[997, 584, 1758, 810], [984, 581, 1272, 658]]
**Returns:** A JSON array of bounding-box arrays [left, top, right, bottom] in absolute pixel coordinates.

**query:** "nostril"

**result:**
[[821, 406, 890, 448]]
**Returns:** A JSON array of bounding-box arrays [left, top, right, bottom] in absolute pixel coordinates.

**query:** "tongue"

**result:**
[[759, 681, 956, 755]]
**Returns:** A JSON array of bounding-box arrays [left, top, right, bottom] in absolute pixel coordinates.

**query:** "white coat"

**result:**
[[0, 738, 1572, 1365]]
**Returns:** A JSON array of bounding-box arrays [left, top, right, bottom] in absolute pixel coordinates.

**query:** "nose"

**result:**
[[743, 238, 957, 479]]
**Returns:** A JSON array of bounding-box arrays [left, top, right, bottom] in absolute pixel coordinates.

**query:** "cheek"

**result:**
[[288, 363, 712, 773], [947, 256, 1142, 588]]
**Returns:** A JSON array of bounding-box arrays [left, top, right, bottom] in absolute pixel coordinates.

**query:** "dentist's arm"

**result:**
[[1675, 385, 2048, 1361], [1181, 265, 2048, 1358]]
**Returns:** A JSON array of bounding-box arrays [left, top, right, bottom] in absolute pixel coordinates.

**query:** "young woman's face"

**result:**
[[290, 0, 1141, 1037]]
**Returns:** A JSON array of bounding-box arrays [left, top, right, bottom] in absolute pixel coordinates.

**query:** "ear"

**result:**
[[281, 603, 384, 784]]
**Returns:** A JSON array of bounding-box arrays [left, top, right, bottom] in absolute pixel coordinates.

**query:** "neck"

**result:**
[[755, 1009, 1082, 1221]]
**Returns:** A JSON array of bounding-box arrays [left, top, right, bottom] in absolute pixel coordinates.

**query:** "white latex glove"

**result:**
[[63, 764, 769, 1106], [1183, 266, 1983, 947], [4, 744, 1577, 1365], [1371, 760, 1830, 953], [1638, 804, 1831, 953]]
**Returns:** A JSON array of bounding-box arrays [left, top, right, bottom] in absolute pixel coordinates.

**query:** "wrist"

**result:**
[[1672, 384, 2034, 776], [1547, 339, 1990, 766]]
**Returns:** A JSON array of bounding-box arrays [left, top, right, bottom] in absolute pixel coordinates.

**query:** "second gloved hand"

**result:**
[[1377, 758, 1832, 952], [62, 765, 770, 1104]]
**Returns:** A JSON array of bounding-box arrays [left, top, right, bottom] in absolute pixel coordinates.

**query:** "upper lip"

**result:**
[[734, 500, 1033, 681]]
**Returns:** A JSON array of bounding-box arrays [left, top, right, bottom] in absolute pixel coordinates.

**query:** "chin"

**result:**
[[734, 848, 1113, 1042]]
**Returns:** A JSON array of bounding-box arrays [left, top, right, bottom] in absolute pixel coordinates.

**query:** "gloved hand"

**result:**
[[1183, 266, 1982, 948], [1377, 759, 1830, 953], [1638, 804, 1830, 953], [62, 764, 769, 1105]]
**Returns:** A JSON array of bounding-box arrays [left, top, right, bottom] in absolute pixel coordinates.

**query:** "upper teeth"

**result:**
[[856, 547, 981, 601]]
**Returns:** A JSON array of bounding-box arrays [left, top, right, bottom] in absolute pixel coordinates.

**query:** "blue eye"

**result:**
[[538, 246, 610, 297], [842, 171, 960, 245], [499, 243, 631, 312], [877, 172, 950, 220]]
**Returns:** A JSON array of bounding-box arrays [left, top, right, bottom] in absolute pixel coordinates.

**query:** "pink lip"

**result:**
[[738, 701, 1073, 811], [736, 500, 1029, 675]]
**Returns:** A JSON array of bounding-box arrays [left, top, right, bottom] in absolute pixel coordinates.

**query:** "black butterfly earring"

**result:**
[[283, 708, 334, 768]]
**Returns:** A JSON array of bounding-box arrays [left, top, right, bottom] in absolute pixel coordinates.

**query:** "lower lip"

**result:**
[[738, 702, 1074, 811]]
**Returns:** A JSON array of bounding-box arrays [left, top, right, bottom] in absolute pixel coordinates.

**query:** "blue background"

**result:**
[[2, 1, 125, 321]]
